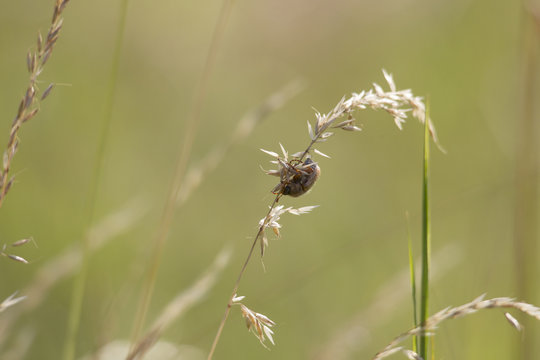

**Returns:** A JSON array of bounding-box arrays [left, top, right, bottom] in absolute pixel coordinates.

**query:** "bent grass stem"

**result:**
[[207, 195, 281, 360]]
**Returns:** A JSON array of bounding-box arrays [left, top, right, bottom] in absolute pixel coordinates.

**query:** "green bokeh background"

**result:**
[[0, 0, 538, 359]]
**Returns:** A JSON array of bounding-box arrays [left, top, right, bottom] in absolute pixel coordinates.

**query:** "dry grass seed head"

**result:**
[[258, 204, 318, 256], [0, 0, 70, 207], [1, 239, 32, 264], [232, 296, 276, 348], [0, 293, 26, 313]]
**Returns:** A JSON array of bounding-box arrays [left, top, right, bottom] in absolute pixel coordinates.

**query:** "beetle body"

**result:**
[[274, 158, 320, 197]]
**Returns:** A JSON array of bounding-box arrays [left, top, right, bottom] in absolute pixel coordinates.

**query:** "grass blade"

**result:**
[[418, 103, 431, 359]]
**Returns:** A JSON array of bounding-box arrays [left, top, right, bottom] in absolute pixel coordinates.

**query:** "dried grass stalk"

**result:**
[[373, 295, 540, 359]]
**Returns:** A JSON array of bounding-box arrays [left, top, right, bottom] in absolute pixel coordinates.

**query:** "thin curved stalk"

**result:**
[[207, 195, 280, 360]]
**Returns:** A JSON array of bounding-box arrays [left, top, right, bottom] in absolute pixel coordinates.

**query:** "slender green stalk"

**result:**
[[207, 195, 280, 360], [405, 212, 418, 352], [62, 1, 130, 359], [418, 105, 431, 360]]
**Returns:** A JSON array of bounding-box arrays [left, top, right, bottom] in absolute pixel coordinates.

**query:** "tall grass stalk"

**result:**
[[207, 196, 281, 360], [128, 0, 235, 351], [418, 103, 431, 360], [62, 1, 130, 359]]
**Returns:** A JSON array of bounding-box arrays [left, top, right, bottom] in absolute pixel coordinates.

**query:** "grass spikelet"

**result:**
[[234, 296, 276, 348], [1, 238, 33, 265], [0, 0, 70, 208], [0, 293, 26, 313]]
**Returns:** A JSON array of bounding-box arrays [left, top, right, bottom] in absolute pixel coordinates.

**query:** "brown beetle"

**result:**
[[273, 158, 320, 197]]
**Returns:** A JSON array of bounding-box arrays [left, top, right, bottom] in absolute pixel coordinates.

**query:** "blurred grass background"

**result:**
[[0, 0, 538, 359]]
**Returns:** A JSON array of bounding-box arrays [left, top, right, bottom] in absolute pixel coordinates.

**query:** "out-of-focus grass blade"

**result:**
[[406, 212, 418, 352]]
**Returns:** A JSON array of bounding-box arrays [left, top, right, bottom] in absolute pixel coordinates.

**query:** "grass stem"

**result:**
[[207, 195, 280, 360], [418, 104, 431, 360]]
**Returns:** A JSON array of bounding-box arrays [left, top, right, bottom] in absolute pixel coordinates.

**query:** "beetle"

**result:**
[[273, 157, 320, 197]]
